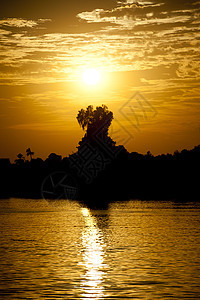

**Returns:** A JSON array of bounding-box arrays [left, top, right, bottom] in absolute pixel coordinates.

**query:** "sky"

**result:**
[[0, 0, 200, 160]]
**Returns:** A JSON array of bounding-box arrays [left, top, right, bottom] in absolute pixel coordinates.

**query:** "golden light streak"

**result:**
[[80, 208, 106, 300]]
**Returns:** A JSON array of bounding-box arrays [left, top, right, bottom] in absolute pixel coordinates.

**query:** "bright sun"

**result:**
[[82, 68, 101, 86]]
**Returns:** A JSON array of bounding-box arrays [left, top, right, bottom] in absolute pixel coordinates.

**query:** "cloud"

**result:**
[[0, 18, 51, 28], [117, 1, 164, 9], [77, 1, 192, 30], [0, 0, 199, 92], [0, 29, 11, 35]]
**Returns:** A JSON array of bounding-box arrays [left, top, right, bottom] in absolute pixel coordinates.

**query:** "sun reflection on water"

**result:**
[[80, 208, 106, 299]]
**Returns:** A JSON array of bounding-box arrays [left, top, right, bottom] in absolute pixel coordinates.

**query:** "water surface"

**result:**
[[0, 198, 200, 299]]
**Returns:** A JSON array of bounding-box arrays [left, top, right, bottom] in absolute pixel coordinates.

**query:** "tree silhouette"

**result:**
[[26, 148, 34, 161], [17, 153, 24, 160], [47, 153, 62, 161], [77, 105, 113, 138], [15, 153, 25, 165]]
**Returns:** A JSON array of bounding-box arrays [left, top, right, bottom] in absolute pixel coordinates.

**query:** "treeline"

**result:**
[[0, 104, 199, 204], [0, 144, 199, 202], [11, 144, 200, 166]]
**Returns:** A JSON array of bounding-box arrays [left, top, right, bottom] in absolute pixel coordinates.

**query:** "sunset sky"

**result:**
[[0, 0, 200, 160]]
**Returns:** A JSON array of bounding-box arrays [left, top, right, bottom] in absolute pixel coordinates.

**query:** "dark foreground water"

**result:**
[[0, 198, 200, 299]]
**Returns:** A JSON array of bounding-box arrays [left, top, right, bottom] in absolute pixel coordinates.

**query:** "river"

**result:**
[[0, 198, 200, 299]]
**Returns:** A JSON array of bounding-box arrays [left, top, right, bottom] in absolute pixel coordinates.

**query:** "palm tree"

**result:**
[[26, 148, 34, 161]]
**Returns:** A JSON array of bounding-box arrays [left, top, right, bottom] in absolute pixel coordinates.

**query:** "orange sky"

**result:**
[[0, 0, 200, 161]]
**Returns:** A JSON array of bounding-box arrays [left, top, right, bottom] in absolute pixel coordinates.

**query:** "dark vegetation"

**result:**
[[0, 105, 199, 204]]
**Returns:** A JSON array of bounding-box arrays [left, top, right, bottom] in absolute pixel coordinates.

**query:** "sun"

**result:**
[[82, 68, 101, 86]]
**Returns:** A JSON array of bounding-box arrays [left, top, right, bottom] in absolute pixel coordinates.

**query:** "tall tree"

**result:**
[[77, 105, 113, 137]]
